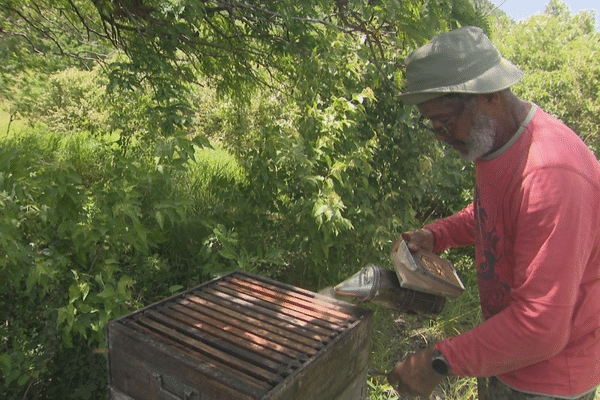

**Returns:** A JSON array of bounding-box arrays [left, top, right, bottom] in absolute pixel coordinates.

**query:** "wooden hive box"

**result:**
[[106, 271, 373, 400]]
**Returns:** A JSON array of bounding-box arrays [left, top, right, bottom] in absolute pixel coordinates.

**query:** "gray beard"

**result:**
[[461, 110, 497, 162]]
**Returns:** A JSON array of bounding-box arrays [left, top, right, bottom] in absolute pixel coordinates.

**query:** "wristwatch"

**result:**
[[431, 349, 451, 376]]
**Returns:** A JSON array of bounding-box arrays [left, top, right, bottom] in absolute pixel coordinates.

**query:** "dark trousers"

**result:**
[[478, 377, 597, 400]]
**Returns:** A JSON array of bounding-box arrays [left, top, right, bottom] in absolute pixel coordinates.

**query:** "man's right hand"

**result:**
[[392, 229, 435, 253]]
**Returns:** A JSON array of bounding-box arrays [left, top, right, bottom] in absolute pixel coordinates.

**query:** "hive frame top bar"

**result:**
[[109, 270, 371, 327]]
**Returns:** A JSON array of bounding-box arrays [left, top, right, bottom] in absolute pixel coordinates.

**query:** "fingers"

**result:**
[[391, 238, 402, 253], [386, 348, 443, 398], [386, 370, 398, 388], [393, 229, 435, 253], [387, 362, 422, 397], [403, 231, 421, 252]]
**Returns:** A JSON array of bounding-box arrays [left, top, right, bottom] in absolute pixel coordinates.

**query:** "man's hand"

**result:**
[[387, 346, 444, 398], [392, 229, 435, 253]]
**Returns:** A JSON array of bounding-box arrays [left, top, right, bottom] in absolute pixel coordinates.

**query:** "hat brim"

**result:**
[[397, 57, 524, 105]]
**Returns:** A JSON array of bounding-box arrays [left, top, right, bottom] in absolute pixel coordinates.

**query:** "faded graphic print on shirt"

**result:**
[[473, 186, 511, 319]]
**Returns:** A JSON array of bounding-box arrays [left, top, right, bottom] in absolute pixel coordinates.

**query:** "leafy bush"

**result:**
[[0, 127, 197, 398], [185, 37, 476, 291], [0, 2, 496, 398], [493, 1, 600, 155]]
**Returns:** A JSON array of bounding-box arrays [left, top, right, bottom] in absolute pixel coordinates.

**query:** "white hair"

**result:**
[[462, 105, 497, 161]]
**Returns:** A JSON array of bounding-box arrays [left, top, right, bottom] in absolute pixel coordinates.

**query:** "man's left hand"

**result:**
[[387, 346, 445, 397]]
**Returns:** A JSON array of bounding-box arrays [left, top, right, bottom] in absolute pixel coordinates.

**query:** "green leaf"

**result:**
[[80, 282, 90, 301], [25, 266, 39, 293], [69, 284, 79, 304], [17, 373, 30, 386], [219, 246, 238, 260], [117, 275, 134, 299], [169, 285, 184, 294]]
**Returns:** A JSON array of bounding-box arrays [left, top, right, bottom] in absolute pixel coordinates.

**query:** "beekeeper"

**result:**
[[388, 26, 600, 400]]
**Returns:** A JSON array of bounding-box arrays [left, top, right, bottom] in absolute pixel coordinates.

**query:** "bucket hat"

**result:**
[[397, 26, 524, 105]]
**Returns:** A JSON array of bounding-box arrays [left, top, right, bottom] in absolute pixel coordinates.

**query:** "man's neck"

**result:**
[[491, 97, 532, 153]]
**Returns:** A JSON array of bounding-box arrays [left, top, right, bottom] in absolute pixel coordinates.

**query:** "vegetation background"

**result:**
[[0, 0, 598, 398]]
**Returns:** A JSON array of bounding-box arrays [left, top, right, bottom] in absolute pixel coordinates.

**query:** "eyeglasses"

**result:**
[[418, 95, 474, 138]]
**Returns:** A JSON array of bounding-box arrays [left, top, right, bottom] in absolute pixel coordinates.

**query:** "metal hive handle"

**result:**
[[152, 372, 202, 400]]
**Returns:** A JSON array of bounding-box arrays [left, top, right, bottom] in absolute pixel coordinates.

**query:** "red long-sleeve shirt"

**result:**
[[427, 106, 600, 397]]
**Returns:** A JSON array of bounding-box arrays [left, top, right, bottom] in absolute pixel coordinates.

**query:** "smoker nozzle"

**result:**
[[334, 264, 381, 301], [334, 265, 446, 317]]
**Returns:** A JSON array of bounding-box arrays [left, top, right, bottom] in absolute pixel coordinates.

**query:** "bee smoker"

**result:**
[[334, 241, 465, 317]]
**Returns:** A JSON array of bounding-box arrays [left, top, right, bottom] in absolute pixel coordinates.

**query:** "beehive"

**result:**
[[106, 271, 372, 400]]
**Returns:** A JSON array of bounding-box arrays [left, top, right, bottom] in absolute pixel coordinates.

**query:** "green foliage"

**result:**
[[493, 0, 600, 155], [0, 0, 492, 398], [15, 67, 107, 133], [0, 127, 200, 398], [0, 0, 110, 107], [187, 35, 478, 293], [470, 0, 508, 19]]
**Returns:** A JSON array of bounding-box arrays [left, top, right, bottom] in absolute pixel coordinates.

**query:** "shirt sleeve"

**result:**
[[424, 202, 476, 253], [436, 167, 598, 378]]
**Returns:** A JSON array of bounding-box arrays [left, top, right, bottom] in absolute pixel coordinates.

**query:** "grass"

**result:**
[[363, 253, 482, 399], [0, 106, 28, 138], [365, 307, 480, 399], [182, 145, 247, 208]]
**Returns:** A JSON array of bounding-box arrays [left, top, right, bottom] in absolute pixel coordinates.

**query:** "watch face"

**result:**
[[432, 357, 450, 376], [432, 349, 451, 376]]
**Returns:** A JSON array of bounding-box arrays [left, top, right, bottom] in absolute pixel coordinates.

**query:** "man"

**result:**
[[387, 26, 600, 399]]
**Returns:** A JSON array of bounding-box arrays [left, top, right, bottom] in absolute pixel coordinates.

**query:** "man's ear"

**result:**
[[475, 92, 502, 114]]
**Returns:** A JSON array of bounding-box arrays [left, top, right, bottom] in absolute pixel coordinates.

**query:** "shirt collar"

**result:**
[[479, 104, 538, 161]]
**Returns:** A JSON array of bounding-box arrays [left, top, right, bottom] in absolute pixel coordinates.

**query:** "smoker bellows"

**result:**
[[334, 241, 465, 317]]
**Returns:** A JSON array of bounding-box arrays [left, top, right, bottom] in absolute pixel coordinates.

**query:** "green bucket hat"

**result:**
[[397, 26, 524, 105]]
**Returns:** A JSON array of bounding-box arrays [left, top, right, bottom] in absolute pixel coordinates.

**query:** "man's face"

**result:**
[[418, 95, 497, 161]]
